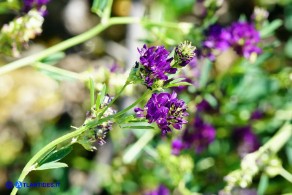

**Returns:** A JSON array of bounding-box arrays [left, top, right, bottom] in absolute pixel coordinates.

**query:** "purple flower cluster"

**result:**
[[200, 22, 261, 60], [233, 126, 260, 157], [138, 45, 177, 88], [172, 116, 216, 155], [228, 22, 262, 59], [23, 0, 50, 15], [203, 24, 231, 52], [145, 185, 170, 195], [135, 92, 188, 135]]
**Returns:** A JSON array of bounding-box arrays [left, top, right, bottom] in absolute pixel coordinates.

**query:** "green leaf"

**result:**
[[89, 78, 95, 108], [41, 52, 65, 65], [169, 78, 186, 84], [91, 0, 108, 17], [121, 125, 154, 130], [260, 19, 283, 38], [166, 81, 192, 88], [35, 162, 68, 171], [38, 146, 72, 165], [199, 59, 212, 88], [99, 84, 107, 106]]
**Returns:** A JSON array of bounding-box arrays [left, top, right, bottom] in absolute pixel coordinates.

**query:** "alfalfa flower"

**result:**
[[0, 9, 44, 57], [134, 44, 177, 88], [135, 92, 188, 135], [227, 22, 262, 60], [174, 41, 196, 67], [78, 95, 116, 150]]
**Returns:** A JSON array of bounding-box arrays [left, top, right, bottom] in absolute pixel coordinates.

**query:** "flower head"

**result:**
[[233, 126, 260, 157], [23, 0, 50, 15], [203, 24, 231, 52], [145, 185, 170, 195], [171, 116, 216, 155], [135, 92, 188, 135], [227, 22, 261, 59], [174, 41, 196, 67], [137, 45, 177, 88], [190, 116, 216, 153]]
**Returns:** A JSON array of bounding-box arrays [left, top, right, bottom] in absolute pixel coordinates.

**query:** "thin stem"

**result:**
[[10, 126, 87, 195], [279, 167, 292, 183], [98, 81, 130, 118], [113, 89, 151, 119], [33, 62, 86, 81], [0, 17, 140, 75], [101, 0, 113, 24], [257, 122, 292, 157], [87, 89, 151, 129]]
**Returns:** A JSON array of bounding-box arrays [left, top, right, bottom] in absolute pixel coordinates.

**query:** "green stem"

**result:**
[[10, 126, 87, 195], [87, 89, 151, 129], [33, 62, 85, 81], [0, 17, 140, 75], [113, 89, 151, 119], [257, 122, 292, 157], [98, 81, 130, 118], [279, 167, 292, 183], [101, 0, 113, 24]]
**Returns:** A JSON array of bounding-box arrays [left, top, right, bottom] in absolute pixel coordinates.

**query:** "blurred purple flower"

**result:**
[[203, 24, 231, 52], [191, 116, 216, 153], [227, 22, 261, 59], [145, 185, 170, 195], [135, 92, 188, 135], [171, 139, 184, 155], [171, 116, 216, 155], [233, 126, 260, 157], [138, 44, 177, 88], [23, 0, 50, 15], [250, 110, 264, 120], [196, 99, 213, 113]]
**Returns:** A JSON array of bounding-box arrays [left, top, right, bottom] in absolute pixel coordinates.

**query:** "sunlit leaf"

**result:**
[[35, 162, 68, 171]]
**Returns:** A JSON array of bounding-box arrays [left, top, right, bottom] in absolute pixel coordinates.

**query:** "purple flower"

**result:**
[[203, 24, 231, 52], [135, 92, 188, 135], [191, 116, 216, 153], [233, 126, 260, 157], [23, 0, 50, 15], [145, 185, 170, 195], [171, 139, 184, 155], [250, 110, 264, 120], [138, 45, 177, 88], [196, 99, 213, 113], [171, 116, 216, 154], [227, 22, 262, 59]]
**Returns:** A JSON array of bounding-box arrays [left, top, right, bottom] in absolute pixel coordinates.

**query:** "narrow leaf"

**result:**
[[41, 52, 65, 65], [169, 78, 186, 84], [38, 146, 57, 166], [35, 162, 68, 171], [89, 78, 95, 108], [260, 19, 283, 38], [121, 125, 154, 130], [99, 84, 107, 106], [166, 82, 192, 88], [39, 146, 72, 165]]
